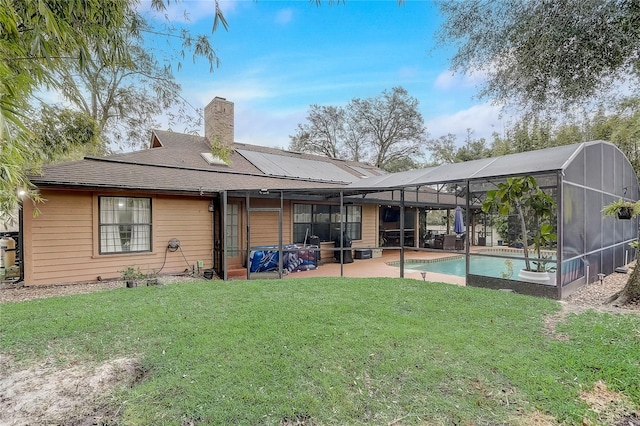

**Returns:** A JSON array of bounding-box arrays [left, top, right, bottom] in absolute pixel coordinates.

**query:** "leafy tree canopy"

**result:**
[[0, 0, 226, 222], [436, 0, 640, 113], [290, 87, 427, 172], [426, 129, 492, 165], [0, 0, 137, 223], [27, 104, 103, 163]]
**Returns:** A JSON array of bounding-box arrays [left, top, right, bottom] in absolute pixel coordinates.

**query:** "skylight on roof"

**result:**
[[201, 152, 228, 166]]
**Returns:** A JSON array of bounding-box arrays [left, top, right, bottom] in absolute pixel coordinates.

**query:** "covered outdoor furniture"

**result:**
[[432, 234, 444, 249], [432, 234, 457, 250], [333, 232, 353, 263], [442, 234, 457, 250]]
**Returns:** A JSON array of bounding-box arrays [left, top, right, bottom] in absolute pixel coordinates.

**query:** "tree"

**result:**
[[454, 129, 492, 162], [54, 42, 203, 152], [350, 87, 426, 169], [27, 104, 102, 163], [482, 176, 557, 274], [489, 131, 514, 157], [0, 0, 226, 222], [289, 105, 348, 159], [426, 130, 491, 165], [589, 98, 640, 173], [425, 133, 457, 165], [436, 0, 640, 113], [500, 96, 640, 175], [290, 87, 427, 171], [0, 0, 136, 223]]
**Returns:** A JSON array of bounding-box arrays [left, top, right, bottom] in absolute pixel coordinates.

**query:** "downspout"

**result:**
[[211, 197, 215, 274], [415, 186, 421, 249]]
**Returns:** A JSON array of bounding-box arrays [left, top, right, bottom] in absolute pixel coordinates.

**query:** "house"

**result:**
[[19, 96, 636, 299], [20, 97, 462, 286]]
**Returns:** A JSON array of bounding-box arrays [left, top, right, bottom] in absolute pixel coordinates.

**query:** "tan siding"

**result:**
[[24, 190, 213, 286], [249, 211, 280, 246], [146, 194, 212, 276], [282, 200, 292, 243], [22, 190, 385, 283], [357, 203, 379, 248], [24, 191, 94, 285], [245, 198, 292, 247]]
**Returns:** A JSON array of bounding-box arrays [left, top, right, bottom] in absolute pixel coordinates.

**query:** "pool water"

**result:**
[[404, 255, 552, 279]]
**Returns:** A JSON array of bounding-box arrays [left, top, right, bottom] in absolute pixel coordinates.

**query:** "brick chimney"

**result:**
[[204, 97, 234, 149]]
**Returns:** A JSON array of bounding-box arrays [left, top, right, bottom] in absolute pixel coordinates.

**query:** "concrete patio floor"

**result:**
[[282, 249, 467, 286]]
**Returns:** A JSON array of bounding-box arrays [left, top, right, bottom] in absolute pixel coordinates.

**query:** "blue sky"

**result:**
[[141, 1, 505, 150]]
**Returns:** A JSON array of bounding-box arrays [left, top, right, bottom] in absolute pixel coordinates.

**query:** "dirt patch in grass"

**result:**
[[508, 410, 559, 426], [579, 380, 640, 426], [0, 355, 141, 426], [505, 381, 640, 426]]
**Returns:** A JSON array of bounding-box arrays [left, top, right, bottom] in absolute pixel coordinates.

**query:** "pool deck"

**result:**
[[282, 248, 469, 286]]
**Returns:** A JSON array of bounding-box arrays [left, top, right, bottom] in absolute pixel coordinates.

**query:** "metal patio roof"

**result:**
[[346, 141, 606, 190]]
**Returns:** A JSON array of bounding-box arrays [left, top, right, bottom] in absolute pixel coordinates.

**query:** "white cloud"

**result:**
[[426, 103, 507, 143], [234, 105, 306, 148], [195, 82, 274, 105], [181, 81, 307, 147], [433, 68, 488, 90], [275, 8, 294, 25]]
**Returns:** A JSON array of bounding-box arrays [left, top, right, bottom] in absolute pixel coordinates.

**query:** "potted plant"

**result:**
[[602, 198, 639, 220], [500, 259, 514, 279], [121, 265, 144, 288], [482, 175, 556, 282]]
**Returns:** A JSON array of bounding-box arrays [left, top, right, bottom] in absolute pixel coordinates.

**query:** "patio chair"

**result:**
[[442, 234, 457, 251], [433, 234, 444, 249], [424, 230, 434, 248], [455, 234, 466, 250]]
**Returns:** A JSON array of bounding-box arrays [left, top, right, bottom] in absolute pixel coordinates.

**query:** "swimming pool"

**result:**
[[401, 254, 555, 279]]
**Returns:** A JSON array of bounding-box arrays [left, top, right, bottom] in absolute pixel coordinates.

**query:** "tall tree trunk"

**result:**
[[608, 257, 640, 306]]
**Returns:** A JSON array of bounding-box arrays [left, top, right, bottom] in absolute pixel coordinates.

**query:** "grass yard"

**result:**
[[1, 277, 639, 425]]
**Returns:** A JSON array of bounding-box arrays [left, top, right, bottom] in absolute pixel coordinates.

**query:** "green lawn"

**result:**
[[1, 278, 639, 425]]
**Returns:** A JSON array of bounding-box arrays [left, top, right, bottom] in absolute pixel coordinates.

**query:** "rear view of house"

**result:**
[[16, 97, 638, 300], [22, 97, 446, 285]]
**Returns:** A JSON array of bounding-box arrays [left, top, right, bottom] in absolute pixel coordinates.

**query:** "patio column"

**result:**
[[222, 191, 228, 281], [400, 189, 405, 278]]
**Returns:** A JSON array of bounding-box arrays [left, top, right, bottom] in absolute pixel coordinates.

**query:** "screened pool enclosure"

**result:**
[[341, 140, 639, 299], [221, 140, 637, 299]]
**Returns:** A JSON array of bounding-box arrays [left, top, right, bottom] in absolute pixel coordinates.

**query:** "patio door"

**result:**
[[225, 203, 243, 267], [247, 208, 282, 277]]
